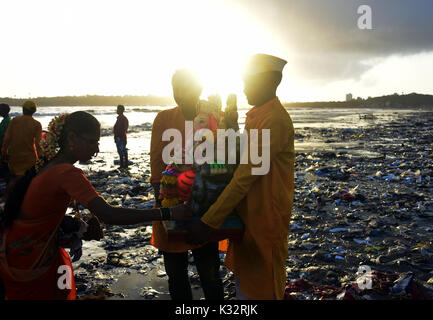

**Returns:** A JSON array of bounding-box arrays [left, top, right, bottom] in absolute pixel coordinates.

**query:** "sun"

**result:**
[[0, 0, 285, 102], [157, 0, 277, 108], [187, 54, 245, 109]]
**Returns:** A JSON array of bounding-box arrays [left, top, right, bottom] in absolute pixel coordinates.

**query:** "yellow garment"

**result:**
[[201, 97, 295, 299], [1, 115, 42, 176], [161, 197, 179, 207]]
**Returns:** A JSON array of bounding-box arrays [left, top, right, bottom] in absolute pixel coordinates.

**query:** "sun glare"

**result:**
[[159, 0, 274, 107], [0, 0, 287, 103]]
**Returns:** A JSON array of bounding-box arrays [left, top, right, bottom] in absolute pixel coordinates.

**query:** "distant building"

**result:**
[[346, 93, 353, 102]]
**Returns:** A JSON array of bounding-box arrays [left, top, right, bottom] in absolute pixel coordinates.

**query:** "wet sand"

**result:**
[[2, 107, 432, 299]]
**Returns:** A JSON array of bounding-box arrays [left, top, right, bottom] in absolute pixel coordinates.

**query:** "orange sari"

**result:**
[[0, 163, 99, 299]]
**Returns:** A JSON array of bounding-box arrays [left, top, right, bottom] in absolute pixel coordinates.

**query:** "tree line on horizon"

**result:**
[[1, 92, 432, 108], [0, 95, 175, 107], [283, 93, 433, 109]]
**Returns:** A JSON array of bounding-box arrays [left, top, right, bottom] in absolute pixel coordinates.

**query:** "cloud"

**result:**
[[231, 0, 433, 81]]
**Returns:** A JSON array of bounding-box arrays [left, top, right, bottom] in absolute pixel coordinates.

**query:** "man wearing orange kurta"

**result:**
[[186, 54, 295, 300], [150, 69, 224, 300], [1, 100, 42, 177]]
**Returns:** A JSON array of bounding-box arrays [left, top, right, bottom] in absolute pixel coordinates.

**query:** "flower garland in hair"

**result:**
[[35, 113, 69, 171]]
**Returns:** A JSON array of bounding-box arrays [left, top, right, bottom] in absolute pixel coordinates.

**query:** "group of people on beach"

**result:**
[[0, 53, 295, 300]]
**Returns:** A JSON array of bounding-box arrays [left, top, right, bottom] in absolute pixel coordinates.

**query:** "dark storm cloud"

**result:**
[[232, 0, 433, 81]]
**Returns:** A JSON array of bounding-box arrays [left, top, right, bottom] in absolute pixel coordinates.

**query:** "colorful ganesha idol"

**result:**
[[159, 165, 180, 208], [159, 164, 196, 207]]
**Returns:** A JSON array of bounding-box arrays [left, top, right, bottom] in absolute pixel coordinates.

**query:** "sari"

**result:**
[[0, 163, 99, 299]]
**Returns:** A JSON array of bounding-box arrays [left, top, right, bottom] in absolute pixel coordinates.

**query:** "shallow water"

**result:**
[[6, 105, 433, 300], [8, 105, 428, 161]]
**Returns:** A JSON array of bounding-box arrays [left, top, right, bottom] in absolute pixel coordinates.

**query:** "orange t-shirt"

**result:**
[[1, 115, 42, 176], [150, 107, 200, 252], [150, 106, 228, 253], [150, 107, 187, 184]]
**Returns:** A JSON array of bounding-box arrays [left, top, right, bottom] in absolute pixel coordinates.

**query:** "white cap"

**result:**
[[243, 54, 287, 77]]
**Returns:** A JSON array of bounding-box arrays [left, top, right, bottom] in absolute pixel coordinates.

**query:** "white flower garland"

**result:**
[[36, 113, 69, 171]]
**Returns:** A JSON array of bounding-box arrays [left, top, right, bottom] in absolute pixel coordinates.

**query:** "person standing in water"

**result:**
[[113, 104, 129, 169], [0, 103, 12, 183]]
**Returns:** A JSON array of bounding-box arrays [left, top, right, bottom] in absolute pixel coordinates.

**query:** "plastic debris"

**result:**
[[329, 228, 348, 233]]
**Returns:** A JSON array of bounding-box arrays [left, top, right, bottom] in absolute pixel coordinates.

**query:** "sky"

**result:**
[[1, 0, 432, 103]]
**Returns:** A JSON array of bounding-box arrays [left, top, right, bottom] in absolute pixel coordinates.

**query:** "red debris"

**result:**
[[340, 192, 356, 201]]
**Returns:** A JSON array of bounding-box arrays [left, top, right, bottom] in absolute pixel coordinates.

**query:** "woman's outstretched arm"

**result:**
[[87, 196, 190, 225]]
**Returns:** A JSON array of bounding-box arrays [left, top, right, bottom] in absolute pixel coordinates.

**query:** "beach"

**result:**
[[1, 106, 433, 299]]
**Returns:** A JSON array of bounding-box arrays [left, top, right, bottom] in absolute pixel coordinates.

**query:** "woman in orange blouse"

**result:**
[[0, 111, 190, 300]]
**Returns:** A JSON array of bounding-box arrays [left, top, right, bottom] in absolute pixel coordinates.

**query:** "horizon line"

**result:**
[[1, 91, 432, 106]]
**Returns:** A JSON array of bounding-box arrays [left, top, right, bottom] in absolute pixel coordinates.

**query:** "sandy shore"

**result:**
[[2, 107, 433, 300]]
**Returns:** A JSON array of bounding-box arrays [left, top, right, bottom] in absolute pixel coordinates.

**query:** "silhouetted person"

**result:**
[[0, 103, 12, 183], [1, 100, 42, 179], [150, 69, 224, 300], [186, 54, 295, 300], [113, 104, 129, 169], [224, 94, 239, 131], [1, 100, 42, 202]]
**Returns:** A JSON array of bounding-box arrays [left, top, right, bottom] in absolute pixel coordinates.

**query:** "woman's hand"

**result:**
[[185, 220, 215, 245], [75, 218, 88, 238], [82, 215, 105, 241], [170, 203, 193, 221]]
